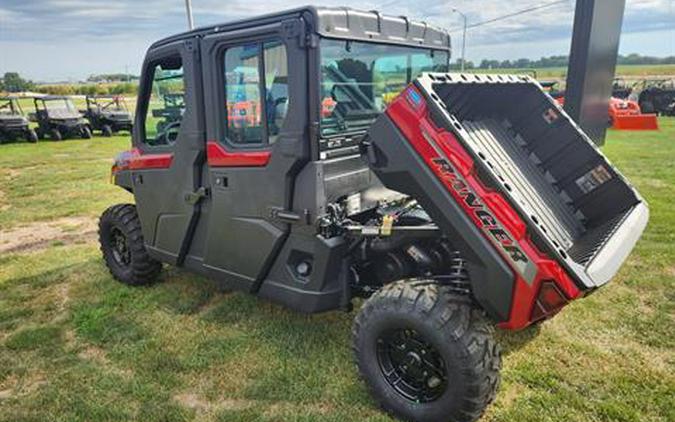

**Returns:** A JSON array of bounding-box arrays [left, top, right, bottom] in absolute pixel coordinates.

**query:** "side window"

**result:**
[[144, 55, 185, 146], [263, 41, 288, 144], [223, 40, 287, 146]]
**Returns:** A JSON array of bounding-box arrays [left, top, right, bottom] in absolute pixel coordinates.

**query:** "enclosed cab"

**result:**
[[99, 7, 647, 422]]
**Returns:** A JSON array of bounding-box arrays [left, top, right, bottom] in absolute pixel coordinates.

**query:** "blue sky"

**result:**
[[0, 0, 673, 82]]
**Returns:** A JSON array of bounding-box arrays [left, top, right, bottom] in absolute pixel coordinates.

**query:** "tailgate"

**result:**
[[366, 73, 648, 328]]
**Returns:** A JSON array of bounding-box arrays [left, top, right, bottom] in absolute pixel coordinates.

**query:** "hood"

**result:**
[[103, 111, 132, 121], [0, 115, 28, 125]]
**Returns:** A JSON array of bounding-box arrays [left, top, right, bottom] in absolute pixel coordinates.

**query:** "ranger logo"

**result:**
[[430, 156, 537, 284]]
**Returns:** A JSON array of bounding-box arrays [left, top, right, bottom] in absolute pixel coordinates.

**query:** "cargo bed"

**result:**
[[369, 73, 648, 295]]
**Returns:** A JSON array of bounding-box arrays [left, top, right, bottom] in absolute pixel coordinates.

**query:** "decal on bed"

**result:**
[[429, 155, 538, 284]]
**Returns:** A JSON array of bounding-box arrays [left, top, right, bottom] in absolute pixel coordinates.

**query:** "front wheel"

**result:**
[[101, 124, 113, 137], [50, 128, 62, 141], [99, 204, 162, 286], [81, 126, 92, 139], [353, 280, 501, 422], [25, 128, 38, 143]]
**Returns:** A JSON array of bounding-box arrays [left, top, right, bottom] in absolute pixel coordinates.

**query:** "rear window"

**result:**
[[320, 39, 449, 137]]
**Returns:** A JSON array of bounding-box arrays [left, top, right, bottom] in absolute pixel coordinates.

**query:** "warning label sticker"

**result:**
[[575, 165, 613, 194]]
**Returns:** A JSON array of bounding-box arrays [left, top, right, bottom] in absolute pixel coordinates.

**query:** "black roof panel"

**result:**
[[151, 6, 450, 51]]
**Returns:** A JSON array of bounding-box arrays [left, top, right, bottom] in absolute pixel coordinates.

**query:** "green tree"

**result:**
[[2, 72, 34, 92]]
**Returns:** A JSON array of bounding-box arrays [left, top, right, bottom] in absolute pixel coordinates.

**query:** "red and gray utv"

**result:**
[[99, 7, 648, 422]]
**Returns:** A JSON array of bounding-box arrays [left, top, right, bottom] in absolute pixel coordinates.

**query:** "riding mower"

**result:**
[[83, 95, 133, 137], [0, 96, 38, 143], [32, 96, 91, 141], [98, 7, 648, 422]]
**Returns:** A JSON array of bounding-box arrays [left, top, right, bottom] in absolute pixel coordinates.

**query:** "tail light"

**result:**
[[531, 281, 569, 322]]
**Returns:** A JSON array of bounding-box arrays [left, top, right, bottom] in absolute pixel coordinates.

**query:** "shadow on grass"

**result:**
[[496, 323, 542, 356]]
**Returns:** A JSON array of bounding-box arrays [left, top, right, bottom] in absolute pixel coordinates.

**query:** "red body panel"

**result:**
[[609, 98, 659, 130], [112, 148, 174, 172], [207, 141, 271, 167], [386, 87, 581, 330]]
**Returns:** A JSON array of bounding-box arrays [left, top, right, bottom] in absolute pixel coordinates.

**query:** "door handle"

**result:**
[[185, 187, 209, 205]]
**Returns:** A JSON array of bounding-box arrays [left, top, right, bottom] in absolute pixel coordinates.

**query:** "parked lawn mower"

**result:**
[[0, 96, 38, 143], [83, 95, 133, 137], [98, 7, 648, 422], [32, 96, 91, 141]]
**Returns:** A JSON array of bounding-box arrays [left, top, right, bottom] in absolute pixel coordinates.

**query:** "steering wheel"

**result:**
[[155, 121, 181, 145]]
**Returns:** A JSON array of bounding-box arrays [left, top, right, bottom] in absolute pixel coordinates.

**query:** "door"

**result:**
[[131, 38, 206, 265], [199, 19, 310, 290]]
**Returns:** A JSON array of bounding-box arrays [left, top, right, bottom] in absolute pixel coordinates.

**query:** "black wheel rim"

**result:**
[[109, 227, 131, 267], [376, 328, 448, 403]]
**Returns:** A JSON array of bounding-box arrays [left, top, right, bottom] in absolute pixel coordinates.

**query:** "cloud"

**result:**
[[0, 0, 672, 80]]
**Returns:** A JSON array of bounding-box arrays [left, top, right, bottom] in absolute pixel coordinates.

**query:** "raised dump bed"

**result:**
[[368, 73, 648, 295]]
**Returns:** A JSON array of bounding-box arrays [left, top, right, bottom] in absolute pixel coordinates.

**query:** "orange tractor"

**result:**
[[540, 81, 658, 131]]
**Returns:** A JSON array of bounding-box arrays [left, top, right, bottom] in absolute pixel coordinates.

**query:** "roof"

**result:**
[[36, 95, 71, 100], [152, 6, 451, 51]]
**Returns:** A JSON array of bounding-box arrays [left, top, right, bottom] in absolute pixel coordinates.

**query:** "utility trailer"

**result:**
[[97, 7, 647, 422]]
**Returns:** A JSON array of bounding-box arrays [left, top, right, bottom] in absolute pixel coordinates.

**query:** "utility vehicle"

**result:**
[[83, 95, 133, 137], [0, 96, 38, 143], [637, 79, 675, 116], [33, 96, 91, 141], [152, 93, 185, 137], [99, 7, 648, 422]]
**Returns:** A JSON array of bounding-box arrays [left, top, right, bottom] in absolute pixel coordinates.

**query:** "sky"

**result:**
[[0, 0, 673, 82]]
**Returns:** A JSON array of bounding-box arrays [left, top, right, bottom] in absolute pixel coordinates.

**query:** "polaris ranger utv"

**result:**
[[33, 96, 91, 141], [99, 7, 648, 422], [83, 95, 133, 137], [0, 96, 38, 143]]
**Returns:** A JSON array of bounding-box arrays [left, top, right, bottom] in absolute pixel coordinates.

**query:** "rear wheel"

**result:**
[[50, 128, 62, 141], [25, 128, 38, 143], [99, 204, 162, 286], [102, 124, 113, 137], [353, 280, 501, 422], [81, 126, 92, 139]]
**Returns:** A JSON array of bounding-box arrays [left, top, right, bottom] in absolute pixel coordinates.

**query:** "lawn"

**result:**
[[0, 119, 673, 422]]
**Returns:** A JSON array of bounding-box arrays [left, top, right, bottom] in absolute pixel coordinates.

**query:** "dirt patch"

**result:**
[[174, 393, 254, 413], [2, 168, 21, 180], [0, 373, 48, 400], [0, 216, 97, 254], [75, 338, 134, 378], [665, 266, 675, 278], [0, 188, 8, 212]]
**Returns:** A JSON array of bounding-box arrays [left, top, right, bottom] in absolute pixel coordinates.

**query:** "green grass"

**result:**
[[1, 120, 674, 421]]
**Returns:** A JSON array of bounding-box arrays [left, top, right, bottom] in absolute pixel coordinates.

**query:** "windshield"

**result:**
[[45, 98, 78, 115], [0, 100, 20, 115], [320, 39, 449, 136], [100, 98, 128, 112]]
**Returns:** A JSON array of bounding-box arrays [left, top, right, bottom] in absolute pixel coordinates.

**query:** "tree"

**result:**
[[2, 72, 34, 92]]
